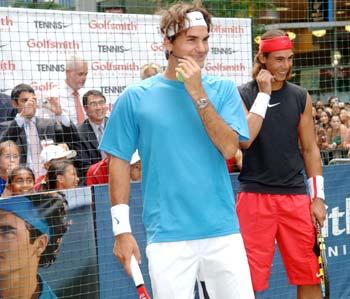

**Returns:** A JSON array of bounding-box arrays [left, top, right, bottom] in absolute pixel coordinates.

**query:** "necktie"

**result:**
[[97, 125, 104, 143], [72, 90, 85, 125], [98, 125, 107, 159], [27, 119, 42, 177]]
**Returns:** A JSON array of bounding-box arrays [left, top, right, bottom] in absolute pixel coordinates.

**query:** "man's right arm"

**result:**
[[109, 156, 141, 276]]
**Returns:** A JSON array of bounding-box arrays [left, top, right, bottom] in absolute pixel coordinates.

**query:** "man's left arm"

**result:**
[[299, 93, 326, 226]]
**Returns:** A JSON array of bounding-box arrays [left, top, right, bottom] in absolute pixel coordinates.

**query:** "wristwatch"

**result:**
[[195, 98, 209, 109]]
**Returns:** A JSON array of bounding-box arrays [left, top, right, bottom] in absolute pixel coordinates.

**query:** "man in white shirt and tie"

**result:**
[[37, 54, 88, 126]]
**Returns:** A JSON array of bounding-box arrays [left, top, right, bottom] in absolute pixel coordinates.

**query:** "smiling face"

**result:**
[[9, 169, 35, 195], [57, 164, 79, 189], [259, 49, 294, 88], [0, 144, 20, 179], [166, 26, 209, 68], [84, 94, 107, 124]]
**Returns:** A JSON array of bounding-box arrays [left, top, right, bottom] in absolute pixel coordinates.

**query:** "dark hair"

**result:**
[[82, 89, 106, 107], [327, 95, 339, 107], [42, 159, 74, 191], [11, 84, 35, 102], [26, 192, 69, 267], [7, 166, 35, 185], [252, 29, 292, 80]]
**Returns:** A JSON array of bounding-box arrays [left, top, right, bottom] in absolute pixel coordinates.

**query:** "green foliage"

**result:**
[[12, 1, 70, 10]]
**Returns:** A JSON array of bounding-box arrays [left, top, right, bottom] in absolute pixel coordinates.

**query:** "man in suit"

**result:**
[[0, 84, 81, 178], [78, 90, 108, 177]]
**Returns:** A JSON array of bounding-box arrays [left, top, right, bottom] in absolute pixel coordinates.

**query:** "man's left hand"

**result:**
[[43, 96, 62, 116], [310, 197, 326, 227]]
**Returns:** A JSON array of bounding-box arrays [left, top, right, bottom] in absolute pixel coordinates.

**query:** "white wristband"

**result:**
[[307, 175, 325, 201], [111, 204, 132, 236], [249, 92, 270, 119]]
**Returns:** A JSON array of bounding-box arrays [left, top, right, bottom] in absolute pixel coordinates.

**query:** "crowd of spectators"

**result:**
[[0, 54, 348, 197], [313, 96, 350, 164], [0, 57, 156, 197]]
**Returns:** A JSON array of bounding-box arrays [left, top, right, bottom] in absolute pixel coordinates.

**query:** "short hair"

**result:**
[[43, 159, 74, 191], [0, 140, 20, 156], [11, 84, 35, 102], [140, 63, 162, 80], [66, 54, 88, 71], [26, 192, 69, 267], [7, 166, 35, 185], [252, 29, 292, 80], [82, 90, 106, 107], [158, 1, 211, 41]]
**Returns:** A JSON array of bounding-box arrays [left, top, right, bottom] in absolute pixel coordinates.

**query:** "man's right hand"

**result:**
[[256, 69, 274, 95], [113, 233, 141, 276]]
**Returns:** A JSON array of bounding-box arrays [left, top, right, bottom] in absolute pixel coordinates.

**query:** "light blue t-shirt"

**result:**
[[100, 74, 249, 243]]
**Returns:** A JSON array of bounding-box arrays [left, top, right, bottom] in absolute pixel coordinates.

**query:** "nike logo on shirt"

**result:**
[[267, 102, 280, 108]]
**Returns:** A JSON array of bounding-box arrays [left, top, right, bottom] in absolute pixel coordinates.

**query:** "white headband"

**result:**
[[167, 11, 207, 37]]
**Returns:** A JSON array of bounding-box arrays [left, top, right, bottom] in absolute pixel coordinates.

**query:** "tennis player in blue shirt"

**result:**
[[100, 2, 254, 298]]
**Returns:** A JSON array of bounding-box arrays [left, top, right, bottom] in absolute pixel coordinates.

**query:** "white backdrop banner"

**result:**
[[0, 8, 252, 104]]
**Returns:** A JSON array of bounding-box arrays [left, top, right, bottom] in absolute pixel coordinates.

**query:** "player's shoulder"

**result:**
[[285, 81, 307, 93], [121, 74, 162, 96], [238, 80, 257, 93], [203, 74, 238, 92]]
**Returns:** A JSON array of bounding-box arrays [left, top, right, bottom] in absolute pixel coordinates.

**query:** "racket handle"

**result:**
[[130, 255, 144, 287]]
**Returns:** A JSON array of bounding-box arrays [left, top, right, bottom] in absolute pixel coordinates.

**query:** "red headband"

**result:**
[[259, 35, 293, 53]]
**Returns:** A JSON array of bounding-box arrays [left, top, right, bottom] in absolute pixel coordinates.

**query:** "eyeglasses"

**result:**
[[1, 154, 20, 160], [88, 100, 106, 108]]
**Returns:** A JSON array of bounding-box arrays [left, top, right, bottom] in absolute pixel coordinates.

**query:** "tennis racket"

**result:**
[[315, 222, 330, 299], [130, 255, 152, 299]]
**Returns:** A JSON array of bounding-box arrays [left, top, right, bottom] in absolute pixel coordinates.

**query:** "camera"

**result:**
[[36, 98, 48, 108]]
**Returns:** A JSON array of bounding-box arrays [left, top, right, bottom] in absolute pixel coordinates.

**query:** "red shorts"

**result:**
[[236, 192, 320, 291]]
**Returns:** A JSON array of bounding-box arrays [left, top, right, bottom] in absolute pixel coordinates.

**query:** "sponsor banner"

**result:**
[[0, 7, 252, 103], [94, 165, 350, 298]]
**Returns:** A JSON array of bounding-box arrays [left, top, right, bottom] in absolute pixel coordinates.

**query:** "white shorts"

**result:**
[[146, 234, 254, 299]]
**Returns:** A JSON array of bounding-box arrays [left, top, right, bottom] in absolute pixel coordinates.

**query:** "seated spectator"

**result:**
[[2, 166, 35, 197], [0, 140, 20, 195], [316, 127, 328, 150], [318, 110, 331, 130], [34, 143, 77, 191], [339, 108, 350, 128], [130, 151, 141, 182], [0, 192, 69, 299], [41, 159, 79, 191], [140, 63, 162, 80], [315, 100, 324, 110], [326, 115, 348, 149], [0, 84, 82, 178], [86, 156, 109, 186], [328, 95, 339, 108], [86, 151, 141, 186], [0, 92, 16, 122], [79, 90, 108, 177], [315, 106, 324, 122], [331, 102, 341, 116]]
